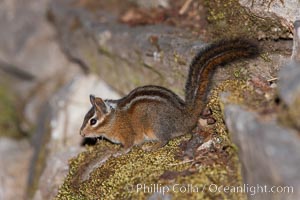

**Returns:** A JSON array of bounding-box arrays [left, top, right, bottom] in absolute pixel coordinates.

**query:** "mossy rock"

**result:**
[[205, 0, 291, 40], [0, 85, 22, 139]]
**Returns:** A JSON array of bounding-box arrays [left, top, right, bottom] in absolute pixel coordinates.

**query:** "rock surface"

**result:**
[[279, 60, 300, 106], [278, 20, 300, 129], [0, 0, 81, 129], [224, 105, 300, 200], [223, 19, 300, 200], [49, 0, 208, 97], [0, 138, 33, 200], [239, 0, 300, 29], [0, 0, 82, 199], [49, 0, 289, 97]]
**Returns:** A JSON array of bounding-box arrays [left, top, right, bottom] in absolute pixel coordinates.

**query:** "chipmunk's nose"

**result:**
[[80, 131, 85, 137]]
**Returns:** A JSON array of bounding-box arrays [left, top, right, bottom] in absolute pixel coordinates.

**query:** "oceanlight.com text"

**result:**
[[125, 183, 294, 196]]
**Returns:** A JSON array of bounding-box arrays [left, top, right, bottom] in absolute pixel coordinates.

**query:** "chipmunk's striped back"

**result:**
[[110, 85, 185, 110]]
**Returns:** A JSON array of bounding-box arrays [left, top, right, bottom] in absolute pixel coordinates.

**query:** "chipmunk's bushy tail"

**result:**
[[185, 39, 259, 118]]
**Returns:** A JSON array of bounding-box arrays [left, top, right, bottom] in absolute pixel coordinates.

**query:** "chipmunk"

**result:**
[[80, 39, 258, 149]]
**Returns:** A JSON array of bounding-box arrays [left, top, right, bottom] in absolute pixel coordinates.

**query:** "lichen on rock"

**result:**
[[205, 0, 292, 40], [0, 85, 22, 139]]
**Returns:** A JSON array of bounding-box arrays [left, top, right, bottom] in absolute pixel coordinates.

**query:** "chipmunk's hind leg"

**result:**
[[156, 119, 182, 143]]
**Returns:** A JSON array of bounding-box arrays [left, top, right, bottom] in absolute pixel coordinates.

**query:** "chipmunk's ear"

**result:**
[[90, 95, 96, 105], [89, 95, 107, 113], [95, 98, 107, 113]]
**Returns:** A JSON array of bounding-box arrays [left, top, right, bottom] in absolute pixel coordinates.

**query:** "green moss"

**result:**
[[173, 52, 187, 66], [55, 136, 191, 199], [204, 0, 291, 40], [260, 52, 273, 62], [0, 85, 22, 139]]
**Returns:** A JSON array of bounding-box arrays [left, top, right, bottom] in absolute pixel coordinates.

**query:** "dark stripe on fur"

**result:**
[[80, 107, 95, 130], [109, 85, 185, 110], [126, 98, 166, 114]]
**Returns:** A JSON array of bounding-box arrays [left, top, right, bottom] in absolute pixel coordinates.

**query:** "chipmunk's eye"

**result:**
[[90, 118, 97, 126]]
